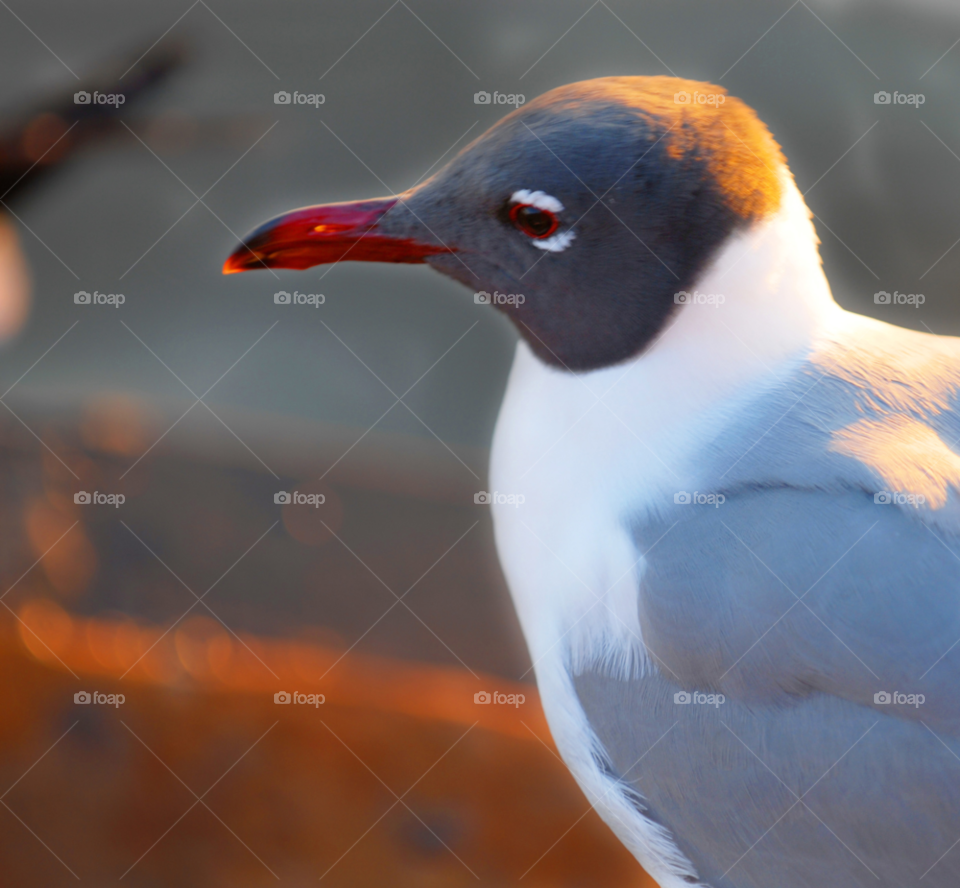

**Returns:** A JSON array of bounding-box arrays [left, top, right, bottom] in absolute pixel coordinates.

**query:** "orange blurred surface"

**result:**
[[0, 603, 655, 887]]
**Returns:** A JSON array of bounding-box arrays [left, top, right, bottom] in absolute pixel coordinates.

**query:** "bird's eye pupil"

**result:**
[[509, 203, 559, 239]]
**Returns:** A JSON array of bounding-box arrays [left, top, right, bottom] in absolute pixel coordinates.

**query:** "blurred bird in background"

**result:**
[[226, 75, 960, 887], [0, 41, 185, 342]]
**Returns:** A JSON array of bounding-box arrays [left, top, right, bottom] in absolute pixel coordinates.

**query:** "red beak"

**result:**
[[222, 196, 450, 274]]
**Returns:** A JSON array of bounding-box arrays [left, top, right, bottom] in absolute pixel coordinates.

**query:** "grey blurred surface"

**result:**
[[1, 0, 959, 681]]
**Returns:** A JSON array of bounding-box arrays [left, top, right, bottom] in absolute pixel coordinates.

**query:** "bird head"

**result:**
[[224, 76, 785, 371]]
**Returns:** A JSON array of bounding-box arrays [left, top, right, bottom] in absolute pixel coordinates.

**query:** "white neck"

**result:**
[[619, 169, 839, 415]]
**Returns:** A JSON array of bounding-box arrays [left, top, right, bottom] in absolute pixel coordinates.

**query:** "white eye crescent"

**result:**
[[531, 230, 576, 252], [510, 189, 565, 213]]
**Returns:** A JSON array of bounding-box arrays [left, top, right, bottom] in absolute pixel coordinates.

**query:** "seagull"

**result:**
[[224, 76, 960, 888]]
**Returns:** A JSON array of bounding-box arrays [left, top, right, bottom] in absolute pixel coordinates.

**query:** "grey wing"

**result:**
[[575, 485, 960, 888]]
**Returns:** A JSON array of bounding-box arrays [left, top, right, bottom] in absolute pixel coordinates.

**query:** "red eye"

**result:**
[[509, 203, 560, 239]]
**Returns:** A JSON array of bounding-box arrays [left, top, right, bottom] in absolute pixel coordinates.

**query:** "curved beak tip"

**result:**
[[221, 251, 253, 275]]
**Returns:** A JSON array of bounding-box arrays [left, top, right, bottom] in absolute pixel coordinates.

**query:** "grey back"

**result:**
[[575, 321, 960, 886]]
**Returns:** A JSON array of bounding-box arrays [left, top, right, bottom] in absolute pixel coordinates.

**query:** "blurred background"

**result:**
[[0, 0, 957, 884]]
